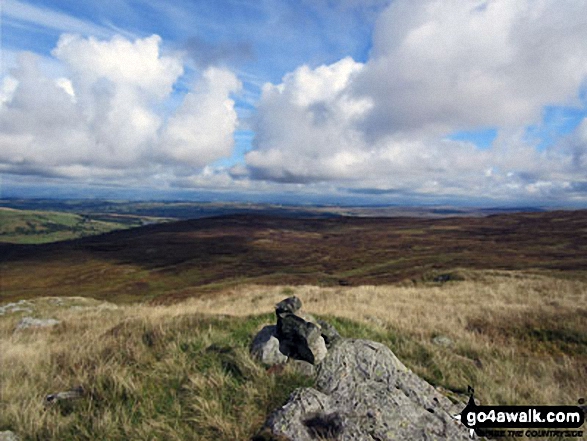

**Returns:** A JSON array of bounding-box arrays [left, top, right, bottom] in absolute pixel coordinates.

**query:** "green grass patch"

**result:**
[[0, 208, 134, 244]]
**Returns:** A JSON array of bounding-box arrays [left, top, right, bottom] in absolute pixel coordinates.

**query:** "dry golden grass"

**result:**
[[181, 270, 587, 406], [1, 271, 586, 440], [0, 297, 312, 440]]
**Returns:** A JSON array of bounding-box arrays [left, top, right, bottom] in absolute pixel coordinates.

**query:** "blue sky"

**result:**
[[2, 0, 587, 206]]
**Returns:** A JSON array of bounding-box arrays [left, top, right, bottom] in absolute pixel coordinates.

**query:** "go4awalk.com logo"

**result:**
[[453, 387, 586, 439]]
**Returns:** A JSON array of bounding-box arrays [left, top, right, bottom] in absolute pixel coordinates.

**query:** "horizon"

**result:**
[[2, 1, 587, 206]]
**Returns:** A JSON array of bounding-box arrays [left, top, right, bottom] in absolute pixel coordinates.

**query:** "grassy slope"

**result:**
[[0, 208, 134, 244], [1, 272, 585, 440], [0, 298, 313, 440]]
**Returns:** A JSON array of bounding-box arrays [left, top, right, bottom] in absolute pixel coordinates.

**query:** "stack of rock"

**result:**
[[251, 296, 471, 441], [250, 296, 340, 374]]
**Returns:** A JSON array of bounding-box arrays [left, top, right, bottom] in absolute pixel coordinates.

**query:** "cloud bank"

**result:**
[[245, 0, 587, 202], [0, 34, 240, 183], [3, 0, 587, 204]]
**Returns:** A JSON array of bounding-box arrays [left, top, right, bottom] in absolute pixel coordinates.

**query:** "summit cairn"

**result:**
[[252, 296, 470, 441], [250, 296, 334, 370]]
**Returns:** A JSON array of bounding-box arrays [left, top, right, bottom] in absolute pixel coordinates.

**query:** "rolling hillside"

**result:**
[[0, 207, 172, 244], [1, 210, 586, 303]]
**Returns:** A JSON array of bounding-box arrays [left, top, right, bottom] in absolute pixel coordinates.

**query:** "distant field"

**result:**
[[0, 207, 169, 244]]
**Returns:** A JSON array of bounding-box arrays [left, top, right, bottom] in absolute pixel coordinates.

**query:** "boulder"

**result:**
[[258, 339, 470, 440], [251, 325, 289, 366], [251, 297, 331, 368]]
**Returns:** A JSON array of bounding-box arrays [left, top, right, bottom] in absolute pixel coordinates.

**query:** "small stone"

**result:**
[[275, 296, 302, 315], [15, 317, 60, 331], [0, 431, 19, 441], [250, 325, 288, 366], [431, 335, 454, 348]]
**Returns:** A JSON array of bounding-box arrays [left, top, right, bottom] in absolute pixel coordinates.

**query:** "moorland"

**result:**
[[1, 204, 586, 440]]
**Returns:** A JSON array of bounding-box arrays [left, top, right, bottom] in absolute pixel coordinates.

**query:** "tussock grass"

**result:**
[[1, 271, 585, 440], [180, 270, 587, 406], [0, 300, 312, 440]]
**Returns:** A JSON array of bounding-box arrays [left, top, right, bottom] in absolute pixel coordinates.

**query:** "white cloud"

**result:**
[[246, 0, 587, 202], [0, 34, 241, 181], [354, 0, 587, 136], [162, 67, 241, 167], [53, 34, 182, 100], [246, 57, 371, 182]]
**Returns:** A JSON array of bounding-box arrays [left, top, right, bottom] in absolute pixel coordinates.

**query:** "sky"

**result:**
[[2, 0, 587, 206]]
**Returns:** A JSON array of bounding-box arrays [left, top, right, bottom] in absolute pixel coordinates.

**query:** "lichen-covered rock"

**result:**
[[288, 359, 316, 377], [259, 339, 470, 440], [316, 319, 342, 348], [251, 325, 289, 366]]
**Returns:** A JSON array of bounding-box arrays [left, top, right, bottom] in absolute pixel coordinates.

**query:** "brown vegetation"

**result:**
[[1, 210, 587, 303]]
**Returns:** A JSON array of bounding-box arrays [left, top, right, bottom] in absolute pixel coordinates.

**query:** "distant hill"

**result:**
[[1, 209, 586, 303], [0, 208, 139, 244], [0, 198, 546, 221]]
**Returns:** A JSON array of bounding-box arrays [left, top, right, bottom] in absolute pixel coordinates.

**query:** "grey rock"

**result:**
[[260, 339, 470, 440], [262, 388, 335, 439], [316, 319, 342, 348], [15, 317, 60, 331], [0, 431, 19, 441], [44, 386, 85, 407], [251, 325, 289, 366], [0, 300, 34, 316], [275, 296, 302, 315], [432, 335, 454, 348], [276, 313, 327, 364], [289, 359, 316, 377]]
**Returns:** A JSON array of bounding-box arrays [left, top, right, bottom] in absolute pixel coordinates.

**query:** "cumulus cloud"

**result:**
[[162, 68, 241, 167], [246, 0, 587, 201], [0, 34, 241, 181], [246, 57, 371, 182], [357, 0, 587, 135]]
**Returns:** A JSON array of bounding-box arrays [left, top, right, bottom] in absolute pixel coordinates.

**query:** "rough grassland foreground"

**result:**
[[1, 272, 586, 440]]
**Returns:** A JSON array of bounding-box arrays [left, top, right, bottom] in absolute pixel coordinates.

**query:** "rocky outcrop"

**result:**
[[253, 297, 470, 441]]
